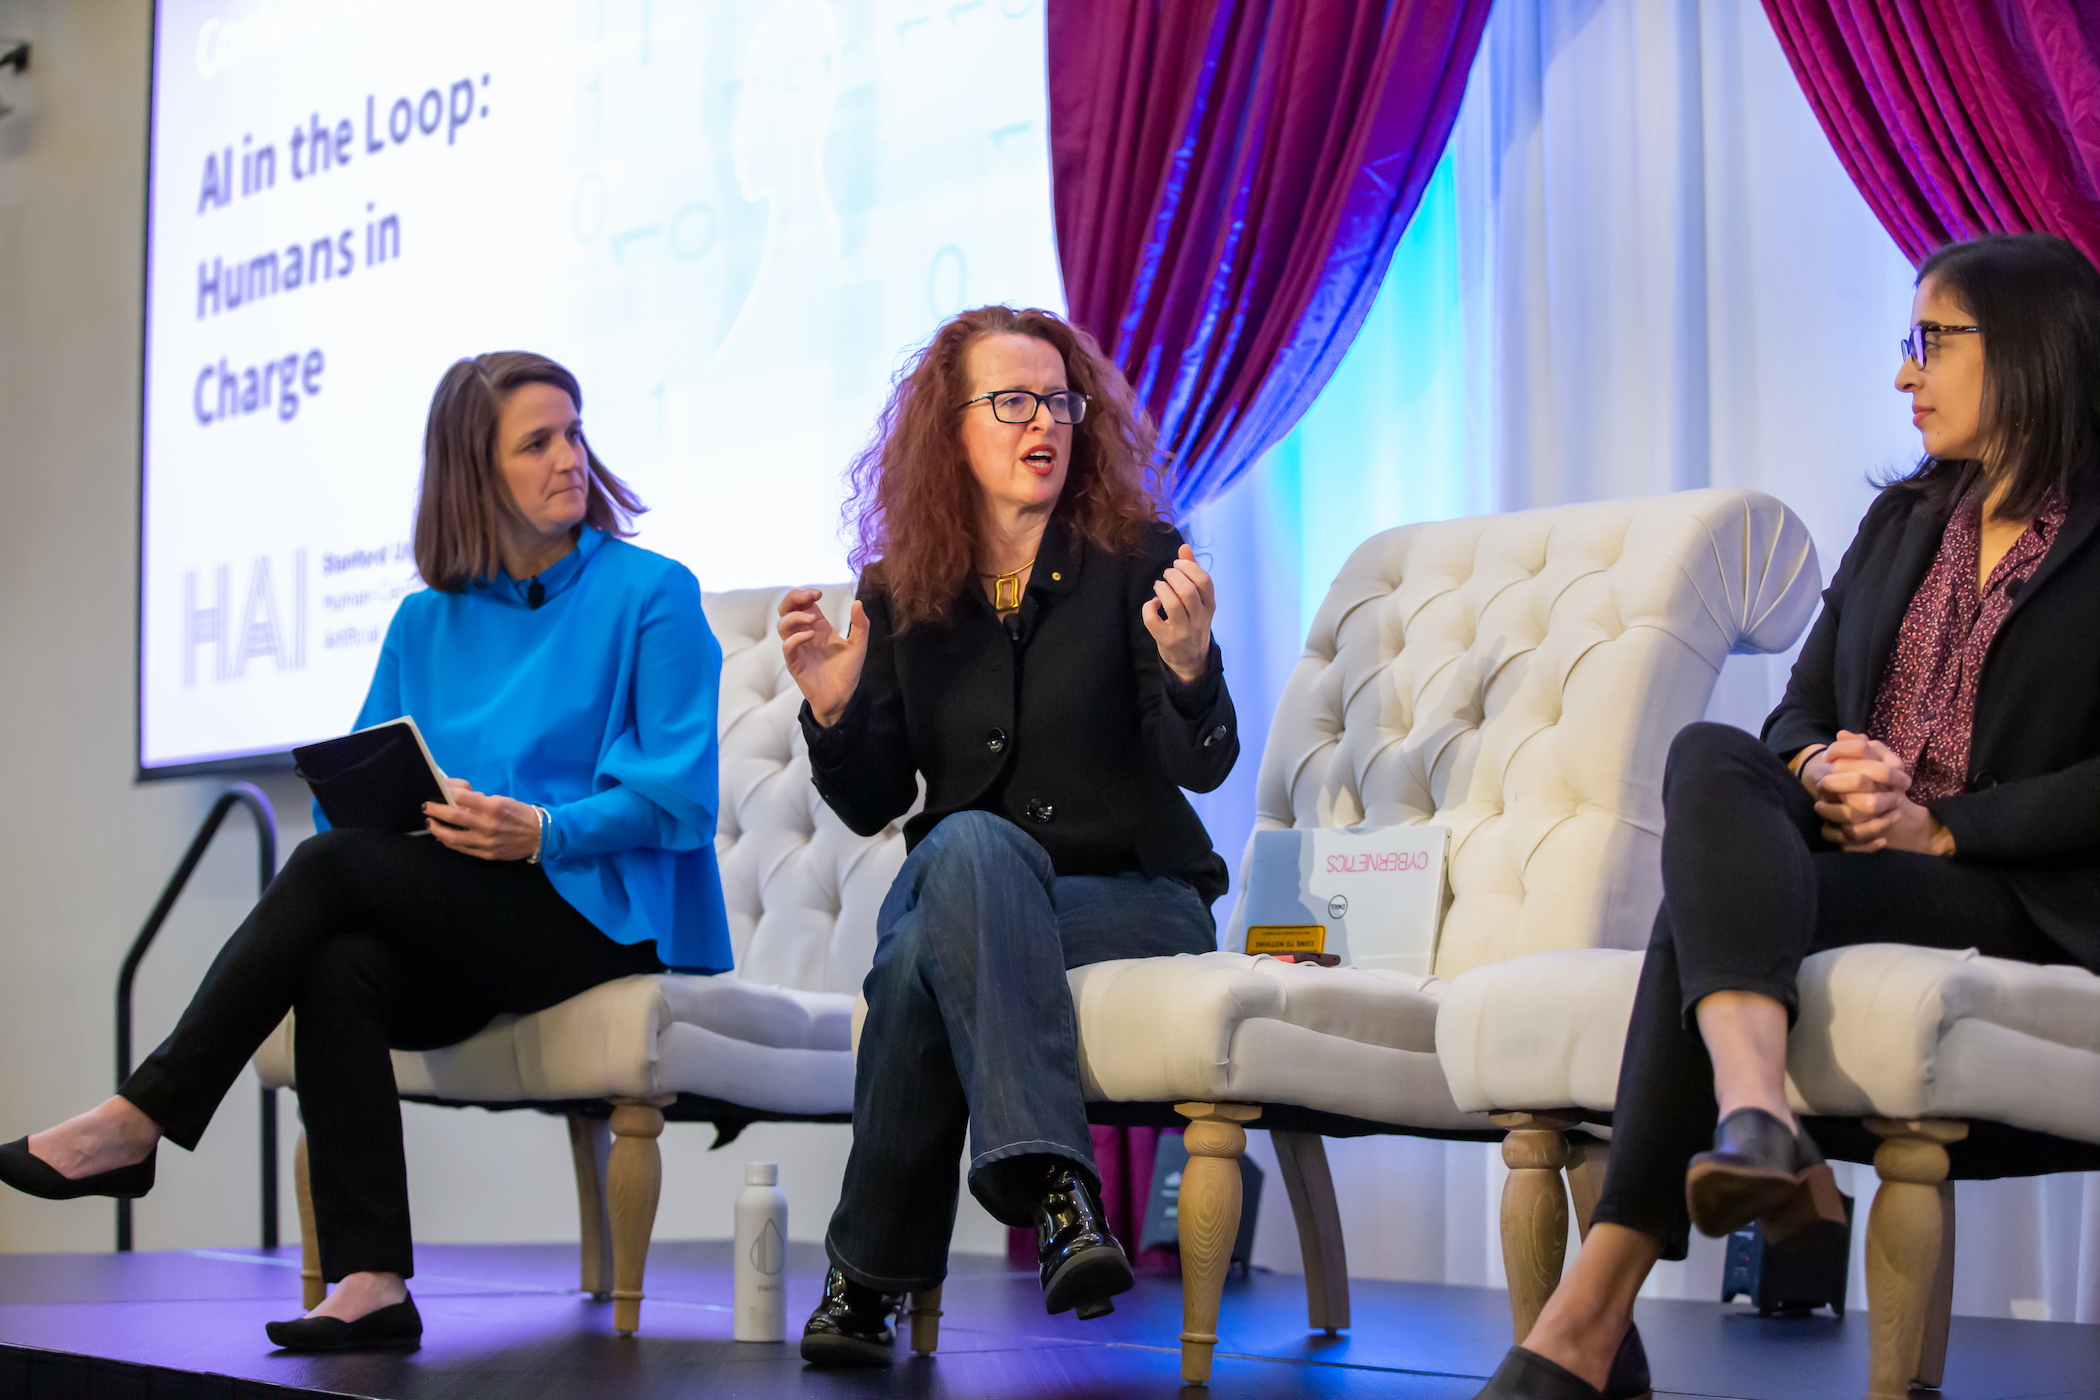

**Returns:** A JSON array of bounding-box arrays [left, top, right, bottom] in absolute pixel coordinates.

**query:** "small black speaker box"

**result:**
[[1720, 1188, 1855, 1316]]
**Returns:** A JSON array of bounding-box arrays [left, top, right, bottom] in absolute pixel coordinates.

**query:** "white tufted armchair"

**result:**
[[254, 583, 911, 1336], [1059, 488, 1823, 1383]]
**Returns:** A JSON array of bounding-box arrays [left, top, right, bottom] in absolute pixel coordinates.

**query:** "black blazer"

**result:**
[[1764, 484, 2100, 964], [801, 518, 1240, 904]]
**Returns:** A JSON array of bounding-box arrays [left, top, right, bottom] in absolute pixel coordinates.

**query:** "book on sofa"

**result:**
[[292, 716, 452, 834], [1225, 824, 1451, 976]]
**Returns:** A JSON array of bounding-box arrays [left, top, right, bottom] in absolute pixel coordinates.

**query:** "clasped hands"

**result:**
[[1799, 731, 1955, 856], [422, 779, 544, 861]]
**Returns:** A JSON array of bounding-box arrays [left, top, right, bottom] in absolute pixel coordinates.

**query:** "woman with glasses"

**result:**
[[1473, 232, 2100, 1400], [776, 305, 1238, 1366]]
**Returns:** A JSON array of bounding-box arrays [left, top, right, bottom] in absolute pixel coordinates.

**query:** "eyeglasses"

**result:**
[[1900, 322, 1980, 368], [958, 389, 1090, 425]]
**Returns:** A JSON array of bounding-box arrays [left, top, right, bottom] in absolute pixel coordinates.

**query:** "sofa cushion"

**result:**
[[1435, 944, 2100, 1146], [1070, 951, 1488, 1130], [253, 973, 857, 1117]]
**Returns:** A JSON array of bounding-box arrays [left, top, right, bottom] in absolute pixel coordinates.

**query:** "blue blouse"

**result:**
[[323, 528, 732, 972]]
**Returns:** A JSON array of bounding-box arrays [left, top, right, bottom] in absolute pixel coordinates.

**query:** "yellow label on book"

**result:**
[[1245, 924, 1326, 954]]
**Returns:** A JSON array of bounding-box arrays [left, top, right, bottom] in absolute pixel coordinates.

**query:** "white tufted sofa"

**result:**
[[1061, 488, 1824, 1383], [254, 583, 910, 1336]]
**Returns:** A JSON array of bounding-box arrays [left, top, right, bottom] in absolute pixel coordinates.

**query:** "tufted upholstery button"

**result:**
[[1201, 724, 1229, 747], [1025, 798, 1055, 823], [985, 727, 1008, 753]]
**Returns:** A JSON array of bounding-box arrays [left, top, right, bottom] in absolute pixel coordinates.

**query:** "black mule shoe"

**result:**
[[1035, 1162, 1133, 1319], [1471, 1324, 1649, 1400], [1686, 1108, 1844, 1241], [801, 1267, 902, 1367], [264, 1296, 421, 1352], [0, 1138, 155, 1201]]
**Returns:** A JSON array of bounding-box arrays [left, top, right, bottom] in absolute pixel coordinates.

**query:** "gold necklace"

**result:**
[[977, 557, 1035, 612]]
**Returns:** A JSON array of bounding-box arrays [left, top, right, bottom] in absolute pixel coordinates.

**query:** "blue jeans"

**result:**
[[825, 811, 1216, 1292]]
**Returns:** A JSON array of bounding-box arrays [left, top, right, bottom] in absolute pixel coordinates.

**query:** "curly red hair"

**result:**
[[844, 306, 1168, 628]]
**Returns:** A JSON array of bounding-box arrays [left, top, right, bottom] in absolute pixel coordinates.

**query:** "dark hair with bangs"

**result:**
[[1887, 233, 2100, 516], [414, 352, 644, 591], [844, 305, 1168, 629]]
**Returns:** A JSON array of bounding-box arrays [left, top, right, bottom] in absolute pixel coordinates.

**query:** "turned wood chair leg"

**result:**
[[293, 1129, 324, 1311], [1175, 1102, 1262, 1386], [1915, 1180, 1958, 1389], [1493, 1112, 1577, 1343], [1563, 1134, 1609, 1242], [907, 1285, 943, 1354], [566, 1113, 615, 1301], [1864, 1117, 1967, 1400], [607, 1095, 673, 1336], [1272, 1129, 1350, 1333]]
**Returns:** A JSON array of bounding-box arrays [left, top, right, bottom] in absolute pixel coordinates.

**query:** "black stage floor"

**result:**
[[0, 1242, 2096, 1400]]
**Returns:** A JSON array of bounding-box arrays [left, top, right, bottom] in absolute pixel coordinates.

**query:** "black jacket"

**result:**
[[1764, 483, 2100, 964], [801, 518, 1239, 904]]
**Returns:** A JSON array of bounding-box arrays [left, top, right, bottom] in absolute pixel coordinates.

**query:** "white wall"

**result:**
[[0, 0, 1008, 1264]]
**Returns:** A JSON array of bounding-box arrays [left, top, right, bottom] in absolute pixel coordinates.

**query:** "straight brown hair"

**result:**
[[414, 352, 644, 591]]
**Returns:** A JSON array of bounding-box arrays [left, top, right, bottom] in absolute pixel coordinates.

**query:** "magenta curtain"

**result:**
[[1761, 0, 2100, 267], [1048, 0, 1493, 511]]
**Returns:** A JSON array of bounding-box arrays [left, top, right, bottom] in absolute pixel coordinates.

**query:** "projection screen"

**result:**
[[139, 0, 1063, 773]]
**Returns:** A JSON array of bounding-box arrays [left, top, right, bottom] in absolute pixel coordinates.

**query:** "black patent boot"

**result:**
[[800, 1266, 901, 1367], [1034, 1162, 1134, 1319]]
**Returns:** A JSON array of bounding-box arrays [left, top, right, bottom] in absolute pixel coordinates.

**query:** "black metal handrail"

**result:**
[[114, 783, 278, 1252]]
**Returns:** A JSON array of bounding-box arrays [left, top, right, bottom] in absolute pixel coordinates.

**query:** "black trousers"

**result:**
[[121, 828, 662, 1281], [1589, 722, 2081, 1260]]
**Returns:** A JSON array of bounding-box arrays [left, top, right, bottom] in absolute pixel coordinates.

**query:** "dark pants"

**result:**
[[1591, 722, 2077, 1259], [121, 828, 662, 1281], [826, 811, 1216, 1293]]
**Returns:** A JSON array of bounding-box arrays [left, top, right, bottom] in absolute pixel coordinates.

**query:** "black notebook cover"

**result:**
[[293, 717, 450, 833]]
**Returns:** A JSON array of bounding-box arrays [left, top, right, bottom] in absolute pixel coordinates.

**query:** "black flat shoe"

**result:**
[[264, 1296, 421, 1352], [1034, 1162, 1133, 1319], [1604, 1322, 1651, 1400], [1473, 1345, 1603, 1399], [1470, 1323, 1648, 1400], [0, 1138, 155, 1201], [1687, 1109, 1844, 1242], [800, 1267, 901, 1367]]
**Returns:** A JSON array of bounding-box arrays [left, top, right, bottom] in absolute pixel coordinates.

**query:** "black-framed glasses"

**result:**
[[1900, 322, 1980, 367], [958, 389, 1090, 425]]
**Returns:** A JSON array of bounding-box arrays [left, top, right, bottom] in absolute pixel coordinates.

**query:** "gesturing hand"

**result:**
[[778, 588, 869, 728], [1806, 731, 1956, 855], [1143, 544, 1216, 684], [424, 779, 545, 861]]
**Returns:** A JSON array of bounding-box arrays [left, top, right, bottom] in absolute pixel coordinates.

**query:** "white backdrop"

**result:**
[[1193, 0, 2100, 1322]]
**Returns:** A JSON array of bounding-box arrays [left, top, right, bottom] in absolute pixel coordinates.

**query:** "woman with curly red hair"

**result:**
[[778, 305, 1240, 1365]]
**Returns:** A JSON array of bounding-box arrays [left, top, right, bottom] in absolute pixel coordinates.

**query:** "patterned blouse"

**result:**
[[1867, 489, 2065, 802]]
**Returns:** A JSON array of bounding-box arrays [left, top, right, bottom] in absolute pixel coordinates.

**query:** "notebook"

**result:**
[[292, 716, 451, 834], [1224, 824, 1452, 976]]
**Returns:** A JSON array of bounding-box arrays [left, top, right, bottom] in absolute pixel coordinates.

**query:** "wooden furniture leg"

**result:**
[[1864, 1117, 1967, 1400], [567, 1113, 615, 1301], [1493, 1112, 1576, 1343], [293, 1130, 324, 1310], [1914, 1180, 1958, 1389], [1272, 1130, 1350, 1332], [1563, 1134, 1609, 1241], [907, 1285, 943, 1354], [607, 1094, 674, 1336], [1175, 1102, 1262, 1385]]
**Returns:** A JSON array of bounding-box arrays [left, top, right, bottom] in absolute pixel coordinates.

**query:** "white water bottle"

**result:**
[[734, 1161, 788, 1342]]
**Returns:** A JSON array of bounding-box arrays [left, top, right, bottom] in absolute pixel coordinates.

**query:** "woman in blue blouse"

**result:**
[[0, 352, 729, 1351]]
